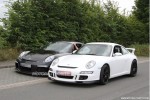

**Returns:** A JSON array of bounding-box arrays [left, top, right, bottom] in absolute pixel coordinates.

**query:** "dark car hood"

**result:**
[[22, 50, 58, 61]]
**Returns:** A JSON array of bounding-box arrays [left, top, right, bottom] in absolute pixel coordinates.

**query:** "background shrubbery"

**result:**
[[130, 44, 149, 57], [0, 48, 20, 61], [0, 0, 149, 60]]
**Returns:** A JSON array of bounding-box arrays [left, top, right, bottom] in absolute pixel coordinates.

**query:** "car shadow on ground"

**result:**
[[48, 75, 136, 88], [49, 81, 99, 88], [108, 75, 131, 83]]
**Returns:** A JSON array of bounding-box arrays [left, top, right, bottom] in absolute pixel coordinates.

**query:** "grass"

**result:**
[[0, 44, 149, 61], [130, 44, 149, 57], [0, 48, 20, 61]]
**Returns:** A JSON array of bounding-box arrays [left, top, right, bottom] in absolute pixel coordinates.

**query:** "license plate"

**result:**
[[20, 63, 31, 68], [56, 71, 71, 76]]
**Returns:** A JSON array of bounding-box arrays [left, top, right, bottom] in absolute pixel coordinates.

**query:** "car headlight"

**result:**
[[19, 51, 30, 58], [51, 58, 59, 66], [45, 56, 55, 63], [85, 60, 96, 69]]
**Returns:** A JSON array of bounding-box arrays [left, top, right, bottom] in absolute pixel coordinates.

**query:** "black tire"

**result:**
[[129, 60, 137, 77], [98, 64, 110, 85]]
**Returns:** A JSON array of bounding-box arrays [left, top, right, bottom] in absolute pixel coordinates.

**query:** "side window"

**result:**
[[76, 44, 82, 49], [72, 44, 80, 51], [121, 47, 129, 55], [113, 46, 122, 54]]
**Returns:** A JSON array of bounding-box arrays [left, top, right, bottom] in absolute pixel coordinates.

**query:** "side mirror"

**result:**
[[113, 53, 122, 57], [72, 50, 77, 54]]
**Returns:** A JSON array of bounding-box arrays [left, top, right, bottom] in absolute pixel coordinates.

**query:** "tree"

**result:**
[[132, 0, 149, 43], [0, 25, 7, 48], [2, 0, 148, 50], [133, 0, 149, 24]]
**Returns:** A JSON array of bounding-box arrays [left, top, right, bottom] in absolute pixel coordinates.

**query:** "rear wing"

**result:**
[[126, 48, 135, 54]]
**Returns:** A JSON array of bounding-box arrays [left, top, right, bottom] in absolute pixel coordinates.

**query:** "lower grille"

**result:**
[[49, 72, 54, 77], [19, 66, 48, 72], [20, 66, 31, 72], [36, 67, 48, 72], [57, 75, 73, 79]]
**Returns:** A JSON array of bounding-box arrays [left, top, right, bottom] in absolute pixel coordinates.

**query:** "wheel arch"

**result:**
[[103, 63, 110, 70], [132, 59, 138, 67]]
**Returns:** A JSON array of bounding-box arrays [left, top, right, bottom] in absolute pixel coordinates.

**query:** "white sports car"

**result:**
[[48, 42, 138, 85]]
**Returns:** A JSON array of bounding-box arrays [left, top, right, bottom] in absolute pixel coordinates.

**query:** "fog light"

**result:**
[[80, 71, 93, 74]]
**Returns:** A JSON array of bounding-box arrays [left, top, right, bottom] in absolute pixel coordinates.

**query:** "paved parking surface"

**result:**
[[0, 68, 43, 86], [0, 59, 149, 100]]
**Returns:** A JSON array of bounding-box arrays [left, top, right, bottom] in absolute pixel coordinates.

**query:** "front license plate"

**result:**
[[20, 63, 31, 68], [57, 71, 71, 76]]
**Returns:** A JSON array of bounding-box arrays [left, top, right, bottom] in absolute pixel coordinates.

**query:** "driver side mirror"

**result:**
[[113, 53, 122, 57]]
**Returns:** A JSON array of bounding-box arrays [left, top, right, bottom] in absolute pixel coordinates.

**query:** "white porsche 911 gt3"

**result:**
[[48, 42, 138, 85]]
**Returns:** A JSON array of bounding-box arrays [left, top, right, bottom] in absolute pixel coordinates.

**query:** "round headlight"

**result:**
[[86, 60, 96, 69], [19, 51, 30, 58], [45, 56, 54, 63], [51, 58, 59, 66]]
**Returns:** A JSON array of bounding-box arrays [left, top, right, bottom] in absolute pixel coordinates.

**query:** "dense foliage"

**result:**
[[0, 0, 149, 50], [132, 0, 149, 44]]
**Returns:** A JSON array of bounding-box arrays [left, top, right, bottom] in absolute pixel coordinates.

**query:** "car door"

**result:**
[[121, 46, 131, 72], [109, 45, 126, 77]]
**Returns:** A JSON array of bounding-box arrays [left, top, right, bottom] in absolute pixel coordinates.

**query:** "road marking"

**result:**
[[0, 78, 49, 90]]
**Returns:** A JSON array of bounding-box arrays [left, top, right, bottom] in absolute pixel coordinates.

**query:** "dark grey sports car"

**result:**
[[15, 41, 83, 75]]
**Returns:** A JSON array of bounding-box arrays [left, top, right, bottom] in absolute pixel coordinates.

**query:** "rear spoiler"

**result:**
[[126, 48, 135, 54]]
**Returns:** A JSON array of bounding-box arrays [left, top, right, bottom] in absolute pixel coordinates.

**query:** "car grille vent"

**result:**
[[22, 58, 36, 62], [57, 75, 73, 79], [58, 66, 77, 69]]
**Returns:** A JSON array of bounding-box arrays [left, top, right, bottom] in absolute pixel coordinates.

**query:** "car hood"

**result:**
[[57, 55, 110, 68], [22, 50, 68, 61]]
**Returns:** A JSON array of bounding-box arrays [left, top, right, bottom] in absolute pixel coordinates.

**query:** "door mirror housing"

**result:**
[[113, 53, 122, 57]]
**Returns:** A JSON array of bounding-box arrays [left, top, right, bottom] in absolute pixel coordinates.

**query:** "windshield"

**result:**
[[44, 42, 72, 53], [75, 44, 112, 56]]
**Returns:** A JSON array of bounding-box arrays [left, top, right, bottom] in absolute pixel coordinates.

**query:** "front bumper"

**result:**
[[15, 61, 50, 75], [48, 68, 100, 83]]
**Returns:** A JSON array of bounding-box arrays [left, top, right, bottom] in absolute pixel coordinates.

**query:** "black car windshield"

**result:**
[[44, 42, 72, 53], [75, 44, 112, 56]]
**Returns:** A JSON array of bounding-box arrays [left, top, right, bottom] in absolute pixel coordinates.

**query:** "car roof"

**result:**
[[86, 42, 120, 46], [55, 41, 83, 44]]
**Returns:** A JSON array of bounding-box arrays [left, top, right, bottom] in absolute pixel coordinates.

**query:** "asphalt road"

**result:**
[[0, 61, 149, 100]]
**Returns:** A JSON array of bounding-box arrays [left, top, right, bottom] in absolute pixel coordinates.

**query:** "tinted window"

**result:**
[[121, 47, 129, 55], [76, 44, 82, 48], [44, 42, 73, 53], [113, 46, 122, 54]]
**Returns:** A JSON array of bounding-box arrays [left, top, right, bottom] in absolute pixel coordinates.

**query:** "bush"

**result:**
[[2, 0, 148, 50], [130, 44, 149, 57], [0, 48, 20, 61]]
